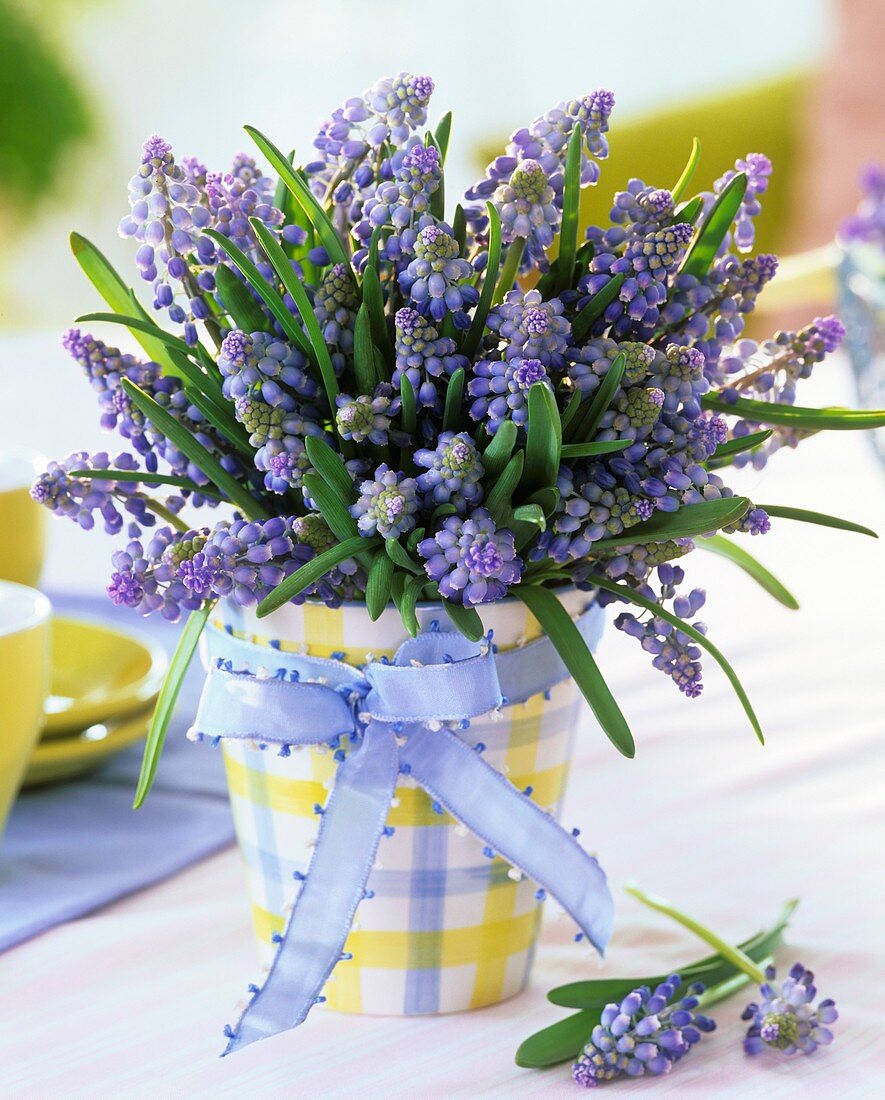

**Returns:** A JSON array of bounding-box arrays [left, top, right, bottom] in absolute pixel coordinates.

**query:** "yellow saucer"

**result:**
[[24, 711, 151, 788], [43, 617, 167, 738]]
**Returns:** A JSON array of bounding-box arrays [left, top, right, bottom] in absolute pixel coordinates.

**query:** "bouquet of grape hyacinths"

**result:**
[[35, 72, 884, 797]]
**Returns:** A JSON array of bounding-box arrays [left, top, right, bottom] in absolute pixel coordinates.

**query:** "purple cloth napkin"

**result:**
[[0, 593, 234, 952]]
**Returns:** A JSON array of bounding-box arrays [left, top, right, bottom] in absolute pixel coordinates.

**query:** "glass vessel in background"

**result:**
[[837, 242, 885, 467]]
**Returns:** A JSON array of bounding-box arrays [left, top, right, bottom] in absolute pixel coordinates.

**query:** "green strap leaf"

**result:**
[[521, 383, 562, 497], [571, 273, 625, 343], [353, 304, 380, 394], [121, 380, 267, 518], [697, 533, 799, 609], [566, 352, 626, 444], [214, 262, 272, 334], [385, 537, 424, 575], [680, 171, 747, 278], [485, 450, 524, 526], [181, 383, 255, 463], [134, 602, 213, 807], [202, 228, 312, 359], [702, 392, 885, 431], [515, 1010, 597, 1069], [591, 495, 750, 550], [366, 549, 394, 620], [443, 368, 465, 432], [462, 201, 503, 360], [673, 195, 704, 226], [440, 597, 485, 642], [301, 472, 361, 545], [561, 439, 631, 459], [67, 468, 223, 498], [517, 585, 635, 758], [244, 125, 349, 268], [399, 372, 417, 437], [427, 132, 446, 221], [304, 435, 357, 503], [69, 232, 180, 376], [525, 486, 560, 518], [433, 111, 453, 164], [393, 572, 427, 637], [545, 898, 797, 1011], [492, 237, 525, 306], [671, 137, 702, 203], [362, 263, 393, 360], [759, 503, 878, 538], [512, 503, 546, 530], [589, 573, 763, 744], [75, 311, 195, 359], [257, 535, 374, 618], [249, 217, 341, 411], [481, 419, 517, 479], [560, 388, 583, 433], [452, 203, 467, 257], [706, 429, 773, 467], [556, 123, 583, 294]]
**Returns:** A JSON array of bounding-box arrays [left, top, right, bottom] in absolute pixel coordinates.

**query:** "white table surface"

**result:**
[[1, 338, 883, 1097]]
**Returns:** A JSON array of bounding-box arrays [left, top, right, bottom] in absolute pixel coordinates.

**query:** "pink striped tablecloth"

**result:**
[[1, 364, 883, 1097]]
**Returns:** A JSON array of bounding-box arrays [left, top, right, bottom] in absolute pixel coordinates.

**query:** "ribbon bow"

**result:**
[[193, 603, 613, 1055]]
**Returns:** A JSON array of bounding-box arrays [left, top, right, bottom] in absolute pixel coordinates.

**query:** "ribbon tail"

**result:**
[[222, 722, 399, 1055], [400, 726, 613, 955]]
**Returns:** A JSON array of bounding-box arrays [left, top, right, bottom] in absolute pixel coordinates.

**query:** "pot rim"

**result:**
[[222, 580, 586, 618]]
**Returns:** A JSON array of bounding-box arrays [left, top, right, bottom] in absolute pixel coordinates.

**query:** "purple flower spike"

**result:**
[[418, 509, 523, 606], [742, 963, 837, 1056], [573, 974, 715, 1087], [351, 464, 418, 539]]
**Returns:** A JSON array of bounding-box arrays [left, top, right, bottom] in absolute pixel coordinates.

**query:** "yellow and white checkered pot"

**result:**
[[217, 588, 594, 1016]]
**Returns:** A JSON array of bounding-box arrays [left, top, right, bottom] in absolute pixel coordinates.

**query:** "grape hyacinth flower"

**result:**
[[393, 307, 467, 408], [468, 356, 550, 433], [487, 288, 571, 368], [586, 179, 675, 254], [354, 139, 441, 260], [612, 564, 707, 697], [351, 465, 419, 538], [217, 329, 318, 405], [495, 159, 560, 266], [118, 135, 212, 343], [840, 163, 885, 246], [31, 451, 156, 535], [584, 223, 694, 338], [466, 89, 615, 209], [414, 431, 484, 514], [363, 72, 435, 146], [313, 263, 360, 376], [61, 329, 228, 504], [398, 223, 478, 325], [711, 153, 773, 253], [335, 385, 402, 445], [572, 975, 715, 1087], [418, 509, 523, 605], [176, 517, 313, 608], [742, 963, 837, 1056], [568, 338, 659, 398], [107, 527, 203, 621]]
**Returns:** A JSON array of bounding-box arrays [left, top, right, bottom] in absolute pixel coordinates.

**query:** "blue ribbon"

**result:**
[[193, 603, 612, 1055]]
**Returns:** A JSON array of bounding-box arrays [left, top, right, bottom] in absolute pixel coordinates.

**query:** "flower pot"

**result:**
[[214, 588, 600, 1016]]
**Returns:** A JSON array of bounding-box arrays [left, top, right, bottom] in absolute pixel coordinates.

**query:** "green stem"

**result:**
[[142, 496, 189, 534], [626, 882, 767, 985], [492, 238, 526, 306]]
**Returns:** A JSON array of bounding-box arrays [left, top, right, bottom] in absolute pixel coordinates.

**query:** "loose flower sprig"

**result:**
[[36, 74, 885, 804], [518, 890, 835, 1086]]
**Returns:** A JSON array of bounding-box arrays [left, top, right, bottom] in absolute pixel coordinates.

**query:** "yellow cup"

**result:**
[[0, 581, 51, 841], [0, 449, 47, 589]]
